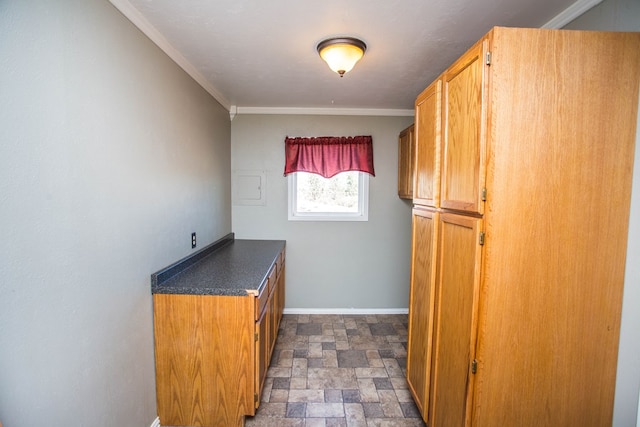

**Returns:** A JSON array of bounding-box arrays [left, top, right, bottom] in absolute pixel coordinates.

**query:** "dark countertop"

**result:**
[[151, 233, 285, 296]]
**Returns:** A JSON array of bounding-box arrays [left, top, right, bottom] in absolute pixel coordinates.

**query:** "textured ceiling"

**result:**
[[109, 0, 599, 113]]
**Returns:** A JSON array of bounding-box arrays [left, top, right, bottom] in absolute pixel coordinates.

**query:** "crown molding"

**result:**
[[108, 0, 232, 110], [111, 0, 599, 115], [235, 107, 415, 117], [542, 0, 603, 28]]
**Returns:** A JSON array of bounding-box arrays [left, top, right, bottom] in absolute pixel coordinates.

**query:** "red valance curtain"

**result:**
[[283, 135, 375, 178]]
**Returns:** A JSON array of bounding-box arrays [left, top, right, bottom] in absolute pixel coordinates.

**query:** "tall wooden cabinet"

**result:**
[[405, 27, 640, 427]]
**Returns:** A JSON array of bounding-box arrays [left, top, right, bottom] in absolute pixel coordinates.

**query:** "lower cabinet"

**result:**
[[406, 208, 437, 418], [407, 209, 482, 426], [154, 249, 285, 427], [429, 213, 482, 427]]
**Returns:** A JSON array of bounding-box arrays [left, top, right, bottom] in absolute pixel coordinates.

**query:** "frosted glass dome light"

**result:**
[[317, 37, 367, 77]]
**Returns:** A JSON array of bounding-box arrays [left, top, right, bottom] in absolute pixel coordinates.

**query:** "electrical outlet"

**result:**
[[191, 232, 196, 248]]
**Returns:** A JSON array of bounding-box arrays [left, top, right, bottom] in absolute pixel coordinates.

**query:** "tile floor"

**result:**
[[245, 313, 426, 427]]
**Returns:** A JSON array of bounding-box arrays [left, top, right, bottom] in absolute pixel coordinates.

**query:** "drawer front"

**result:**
[[267, 265, 277, 294], [255, 280, 269, 321], [277, 252, 284, 276]]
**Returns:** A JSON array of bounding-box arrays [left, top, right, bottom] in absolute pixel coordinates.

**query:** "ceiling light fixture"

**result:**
[[317, 37, 367, 77]]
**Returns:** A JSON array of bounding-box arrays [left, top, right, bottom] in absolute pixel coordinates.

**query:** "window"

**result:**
[[283, 135, 374, 221], [288, 171, 369, 221]]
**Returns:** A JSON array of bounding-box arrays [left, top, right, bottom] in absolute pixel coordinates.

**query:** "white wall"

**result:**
[[0, 1, 231, 426], [563, 0, 640, 425], [231, 114, 414, 310]]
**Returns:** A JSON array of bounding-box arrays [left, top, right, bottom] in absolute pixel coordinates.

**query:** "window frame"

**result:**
[[287, 171, 369, 222]]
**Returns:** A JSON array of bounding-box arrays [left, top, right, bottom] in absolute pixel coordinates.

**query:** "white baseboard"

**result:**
[[150, 416, 160, 427], [283, 308, 408, 315]]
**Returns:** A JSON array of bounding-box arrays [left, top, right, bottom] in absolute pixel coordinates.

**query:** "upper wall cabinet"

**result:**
[[413, 80, 441, 207], [440, 37, 487, 214], [398, 124, 415, 199]]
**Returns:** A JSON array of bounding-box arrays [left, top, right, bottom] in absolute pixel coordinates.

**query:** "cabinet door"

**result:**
[[277, 262, 285, 328], [429, 213, 482, 427], [266, 266, 278, 359], [154, 294, 254, 426], [398, 124, 415, 199], [255, 304, 269, 409], [406, 208, 439, 422], [441, 37, 488, 214], [413, 80, 441, 207], [268, 284, 278, 358]]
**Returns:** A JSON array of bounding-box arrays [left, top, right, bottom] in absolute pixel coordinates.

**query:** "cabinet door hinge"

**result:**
[[481, 187, 487, 201], [479, 232, 485, 246], [255, 332, 259, 342], [255, 393, 259, 403], [486, 52, 492, 65], [471, 359, 478, 374]]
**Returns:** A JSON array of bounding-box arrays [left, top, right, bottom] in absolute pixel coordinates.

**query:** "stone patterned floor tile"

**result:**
[[290, 377, 308, 389], [369, 323, 397, 336], [344, 403, 367, 427], [245, 416, 305, 426], [298, 323, 324, 336], [289, 389, 325, 403], [342, 389, 361, 403], [293, 357, 309, 377], [308, 367, 359, 389], [357, 378, 380, 403], [394, 388, 414, 403], [287, 402, 307, 417], [305, 418, 327, 427], [361, 402, 385, 418], [373, 377, 394, 390], [355, 367, 389, 378], [366, 419, 426, 427], [306, 402, 345, 418], [382, 358, 404, 378], [400, 401, 422, 418], [325, 389, 344, 403], [326, 417, 348, 427], [389, 377, 408, 390], [251, 314, 425, 427], [378, 390, 404, 418], [270, 389, 290, 402], [337, 350, 369, 368]]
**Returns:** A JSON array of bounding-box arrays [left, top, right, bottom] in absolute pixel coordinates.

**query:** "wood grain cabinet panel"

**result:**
[[407, 27, 640, 427], [441, 37, 486, 214], [154, 248, 286, 427], [398, 124, 415, 199], [406, 208, 438, 419], [255, 301, 269, 409], [153, 294, 255, 427], [430, 213, 482, 427], [413, 80, 441, 207]]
